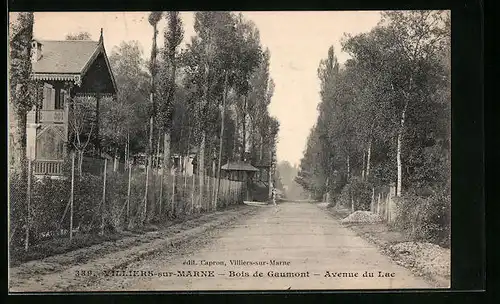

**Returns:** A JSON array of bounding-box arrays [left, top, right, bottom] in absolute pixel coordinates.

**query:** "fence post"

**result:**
[[227, 181, 231, 207], [205, 175, 209, 211], [25, 158, 33, 251], [351, 195, 355, 213], [371, 187, 375, 212], [388, 183, 396, 223], [127, 163, 132, 224], [171, 167, 176, 216], [159, 164, 163, 219], [101, 158, 108, 235], [225, 180, 229, 206], [236, 182, 239, 204], [229, 181, 233, 206], [70, 152, 75, 241], [377, 193, 381, 215], [191, 173, 195, 214], [214, 177, 219, 211], [142, 161, 149, 225], [183, 160, 188, 189]]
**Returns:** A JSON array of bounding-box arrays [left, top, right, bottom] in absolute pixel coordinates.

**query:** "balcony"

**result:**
[[27, 110, 66, 124], [33, 160, 64, 176], [39, 110, 65, 123]]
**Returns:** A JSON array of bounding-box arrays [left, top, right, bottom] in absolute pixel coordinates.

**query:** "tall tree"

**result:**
[[156, 11, 184, 214], [247, 48, 273, 163], [143, 11, 163, 222], [162, 11, 183, 167], [231, 14, 262, 160], [376, 11, 449, 196], [106, 41, 150, 164], [297, 10, 450, 205], [214, 13, 262, 206], [185, 12, 237, 210]]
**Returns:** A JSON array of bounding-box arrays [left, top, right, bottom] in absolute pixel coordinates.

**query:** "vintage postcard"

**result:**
[[8, 11, 451, 292]]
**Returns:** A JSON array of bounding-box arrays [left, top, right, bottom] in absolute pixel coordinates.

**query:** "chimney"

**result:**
[[31, 40, 42, 62]]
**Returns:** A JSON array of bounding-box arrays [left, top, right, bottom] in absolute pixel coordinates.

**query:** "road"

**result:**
[[75, 201, 430, 291]]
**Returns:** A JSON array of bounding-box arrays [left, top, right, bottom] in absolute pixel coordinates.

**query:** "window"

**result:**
[[56, 89, 66, 110], [42, 84, 55, 110]]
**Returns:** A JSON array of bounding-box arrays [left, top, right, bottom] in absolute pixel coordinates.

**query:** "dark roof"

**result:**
[[32, 40, 100, 74], [221, 161, 259, 172], [253, 161, 271, 168]]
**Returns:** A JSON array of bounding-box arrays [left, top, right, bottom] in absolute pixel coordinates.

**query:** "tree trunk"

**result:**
[[144, 22, 159, 223], [198, 132, 206, 211], [160, 132, 170, 218], [242, 95, 248, 160], [351, 194, 354, 212], [143, 162, 150, 224], [211, 149, 216, 210], [125, 131, 129, 168], [11, 111, 27, 178], [397, 99, 409, 197], [113, 147, 118, 172], [215, 71, 229, 210], [346, 154, 350, 181], [361, 151, 366, 180], [191, 170, 195, 213], [184, 131, 190, 187], [234, 111, 239, 161], [259, 134, 263, 161], [396, 127, 404, 197], [325, 177, 330, 203], [366, 139, 372, 178], [171, 166, 176, 215], [78, 151, 84, 177], [268, 149, 273, 200], [197, 50, 212, 211], [9, 12, 34, 179], [163, 132, 171, 176]]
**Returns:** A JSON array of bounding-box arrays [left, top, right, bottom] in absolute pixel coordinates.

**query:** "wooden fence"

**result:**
[[12, 156, 246, 250], [370, 183, 397, 223]]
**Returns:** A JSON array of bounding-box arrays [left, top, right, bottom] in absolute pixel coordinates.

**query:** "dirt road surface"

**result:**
[[79, 201, 431, 291], [11, 201, 432, 292]]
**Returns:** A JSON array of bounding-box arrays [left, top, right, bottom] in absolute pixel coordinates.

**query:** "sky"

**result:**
[[32, 11, 382, 167]]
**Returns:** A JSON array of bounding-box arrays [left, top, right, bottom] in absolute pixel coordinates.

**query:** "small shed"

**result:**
[[221, 161, 259, 181], [221, 161, 259, 201]]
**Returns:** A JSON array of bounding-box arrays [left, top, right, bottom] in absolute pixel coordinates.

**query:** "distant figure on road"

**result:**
[[272, 186, 277, 206]]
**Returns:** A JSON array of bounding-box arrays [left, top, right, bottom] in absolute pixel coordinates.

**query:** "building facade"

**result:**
[[23, 29, 117, 176]]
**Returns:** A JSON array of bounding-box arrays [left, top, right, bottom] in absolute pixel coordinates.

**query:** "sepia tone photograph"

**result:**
[[8, 10, 451, 292]]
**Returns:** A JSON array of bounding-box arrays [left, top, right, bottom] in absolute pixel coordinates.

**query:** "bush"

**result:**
[[127, 170, 147, 228], [105, 171, 129, 231], [9, 173, 27, 247], [31, 176, 70, 241], [394, 189, 451, 247], [336, 177, 373, 211], [73, 173, 103, 232]]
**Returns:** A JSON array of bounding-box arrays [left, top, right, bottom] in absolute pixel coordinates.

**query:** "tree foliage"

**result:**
[[181, 12, 277, 171], [106, 41, 150, 155], [65, 31, 92, 40], [297, 11, 450, 202]]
